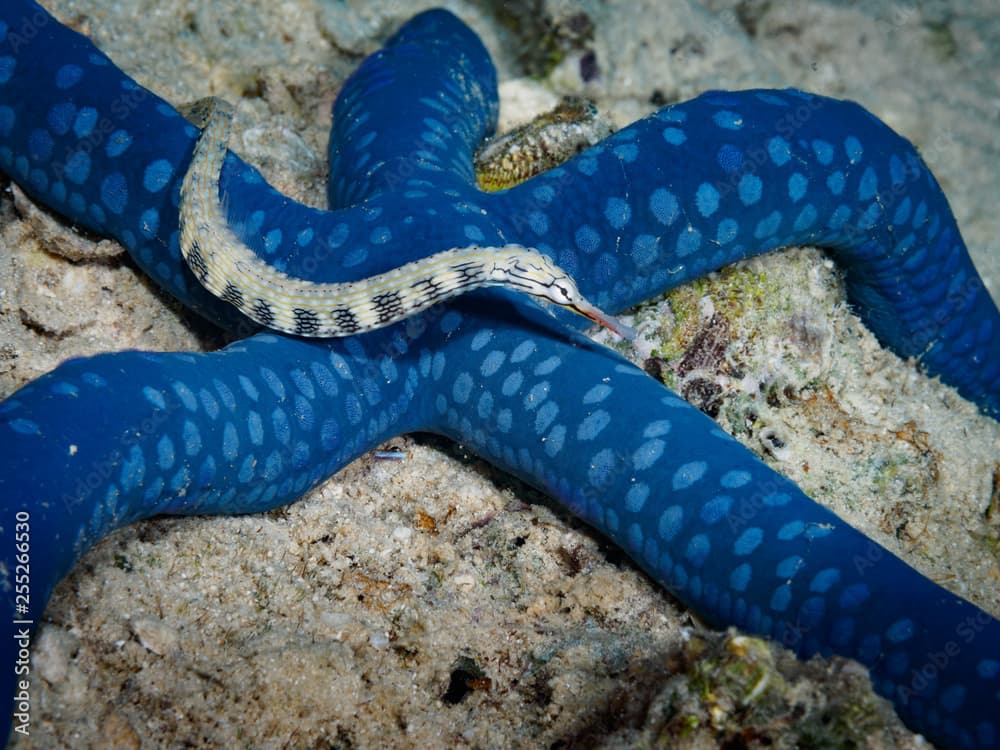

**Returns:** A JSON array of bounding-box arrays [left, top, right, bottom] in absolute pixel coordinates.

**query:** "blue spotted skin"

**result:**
[[1, 2, 999, 747]]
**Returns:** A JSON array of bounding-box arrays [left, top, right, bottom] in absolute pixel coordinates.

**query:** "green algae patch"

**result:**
[[625, 247, 838, 424], [649, 248, 836, 397], [632, 631, 907, 749]]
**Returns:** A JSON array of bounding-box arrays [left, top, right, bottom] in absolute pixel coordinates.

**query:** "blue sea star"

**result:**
[[1, 2, 999, 748]]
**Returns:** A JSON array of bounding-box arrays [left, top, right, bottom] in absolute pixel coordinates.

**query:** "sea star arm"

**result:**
[[326, 8, 499, 207], [489, 92, 1000, 418]]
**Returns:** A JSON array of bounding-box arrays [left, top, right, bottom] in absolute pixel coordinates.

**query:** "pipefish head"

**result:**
[[493, 248, 636, 340]]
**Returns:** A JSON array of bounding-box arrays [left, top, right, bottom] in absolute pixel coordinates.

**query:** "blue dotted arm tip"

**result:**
[[1, 2, 999, 749], [327, 8, 499, 207], [0, 1, 253, 329]]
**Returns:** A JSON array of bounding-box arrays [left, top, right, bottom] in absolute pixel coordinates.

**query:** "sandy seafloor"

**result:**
[[1, 0, 999, 747]]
